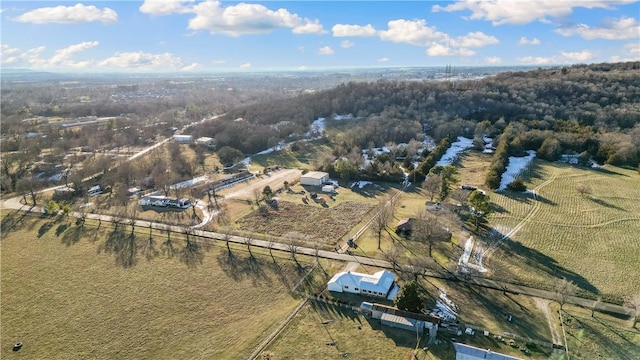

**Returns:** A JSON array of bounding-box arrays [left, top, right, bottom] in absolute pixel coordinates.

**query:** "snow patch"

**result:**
[[430, 289, 458, 320], [436, 136, 473, 167], [498, 150, 536, 191], [350, 181, 373, 189]]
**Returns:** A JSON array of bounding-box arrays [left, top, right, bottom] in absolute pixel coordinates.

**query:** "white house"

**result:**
[[300, 171, 329, 186], [174, 135, 193, 143], [139, 195, 169, 207], [327, 270, 399, 300], [453, 343, 522, 360], [196, 137, 214, 147]]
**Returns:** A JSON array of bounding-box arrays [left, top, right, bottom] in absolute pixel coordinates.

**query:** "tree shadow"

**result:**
[[37, 220, 55, 238], [215, 247, 271, 286], [100, 224, 137, 268], [497, 237, 599, 295], [179, 237, 211, 268], [588, 196, 627, 212], [61, 225, 84, 246], [1, 210, 31, 236], [55, 223, 69, 236]]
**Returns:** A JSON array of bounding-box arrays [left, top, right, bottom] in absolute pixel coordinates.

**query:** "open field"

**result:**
[[265, 300, 447, 360], [484, 161, 640, 301], [0, 212, 323, 360], [560, 304, 640, 359]]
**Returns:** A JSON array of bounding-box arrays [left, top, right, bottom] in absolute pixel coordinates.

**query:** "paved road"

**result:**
[[2, 199, 634, 319]]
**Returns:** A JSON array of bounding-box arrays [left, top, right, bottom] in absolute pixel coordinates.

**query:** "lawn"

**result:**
[[0, 212, 311, 360], [484, 161, 640, 301], [264, 300, 448, 360], [561, 304, 640, 359]]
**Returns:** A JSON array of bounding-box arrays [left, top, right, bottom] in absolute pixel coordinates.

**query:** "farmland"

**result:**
[[483, 160, 640, 301], [0, 212, 322, 360]]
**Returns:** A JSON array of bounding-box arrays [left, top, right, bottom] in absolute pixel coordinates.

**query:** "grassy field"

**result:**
[[560, 304, 640, 359], [483, 161, 640, 301], [0, 212, 320, 360]]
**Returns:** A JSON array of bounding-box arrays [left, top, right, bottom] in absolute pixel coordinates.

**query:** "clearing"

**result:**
[[0, 212, 315, 359]]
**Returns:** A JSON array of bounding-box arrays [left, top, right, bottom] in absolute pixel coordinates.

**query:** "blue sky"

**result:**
[[1, 0, 638, 72]]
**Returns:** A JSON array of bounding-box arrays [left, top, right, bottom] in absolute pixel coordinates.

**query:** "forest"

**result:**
[[192, 62, 640, 176]]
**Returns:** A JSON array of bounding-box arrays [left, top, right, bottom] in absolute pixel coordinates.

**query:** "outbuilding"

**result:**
[[300, 171, 329, 186], [174, 135, 193, 143], [453, 343, 523, 360]]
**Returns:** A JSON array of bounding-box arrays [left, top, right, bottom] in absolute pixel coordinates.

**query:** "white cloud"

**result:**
[[15, 3, 118, 24], [432, 0, 636, 26], [239, 62, 252, 68], [560, 50, 596, 62], [2, 42, 198, 71], [484, 56, 502, 64], [426, 43, 475, 57], [318, 46, 335, 55], [517, 49, 596, 64], [139, 0, 195, 15], [377, 57, 390, 63], [49, 41, 99, 67], [379, 19, 447, 46], [516, 56, 556, 64], [451, 31, 499, 48], [181, 62, 202, 71], [181, 0, 324, 36], [340, 40, 355, 49], [555, 16, 640, 40], [332, 24, 377, 37], [625, 42, 640, 55], [292, 19, 326, 34], [98, 52, 188, 70], [519, 36, 541, 45]]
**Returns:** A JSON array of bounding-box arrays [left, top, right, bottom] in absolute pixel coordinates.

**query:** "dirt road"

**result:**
[[220, 169, 302, 200]]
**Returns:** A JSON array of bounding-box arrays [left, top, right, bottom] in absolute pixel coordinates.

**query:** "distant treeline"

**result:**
[[198, 62, 640, 169]]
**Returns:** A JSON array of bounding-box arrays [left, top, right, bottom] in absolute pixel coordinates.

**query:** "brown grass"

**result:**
[[234, 201, 375, 247], [0, 212, 313, 360]]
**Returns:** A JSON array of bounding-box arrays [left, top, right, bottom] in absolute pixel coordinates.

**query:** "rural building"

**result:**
[[360, 302, 439, 340], [174, 135, 193, 143], [321, 184, 336, 193], [87, 185, 103, 196], [327, 270, 400, 300], [196, 137, 214, 147], [300, 171, 329, 186], [54, 186, 75, 199], [139, 195, 169, 207], [453, 343, 522, 360], [395, 218, 416, 235]]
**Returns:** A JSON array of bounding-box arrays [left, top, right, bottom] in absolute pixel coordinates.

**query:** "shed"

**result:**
[[174, 135, 193, 143], [395, 218, 416, 235], [381, 313, 425, 334], [322, 184, 336, 193], [300, 171, 329, 186], [196, 137, 214, 147], [453, 343, 523, 360]]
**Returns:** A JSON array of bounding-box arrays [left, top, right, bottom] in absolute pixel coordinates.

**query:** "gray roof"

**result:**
[[453, 343, 523, 360]]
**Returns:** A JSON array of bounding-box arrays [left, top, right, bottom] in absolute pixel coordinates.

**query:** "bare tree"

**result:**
[[243, 236, 255, 259], [372, 200, 393, 250], [576, 183, 592, 196], [253, 188, 262, 206], [407, 256, 432, 281], [591, 296, 602, 317], [625, 293, 640, 328], [15, 177, 42, 206], [412, 209, 449, 258], [422, 175, 441, 202], [383, 245, 403, 271], [553, 278, 575, 310], [286, 238, 300, 264]]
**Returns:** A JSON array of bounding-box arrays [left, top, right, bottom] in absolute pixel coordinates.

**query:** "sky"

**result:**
[[1, 0, 639, 72]]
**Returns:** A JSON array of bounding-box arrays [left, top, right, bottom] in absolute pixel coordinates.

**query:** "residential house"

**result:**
[[327, 270, 400, 300], [174, 135, 193, 143]]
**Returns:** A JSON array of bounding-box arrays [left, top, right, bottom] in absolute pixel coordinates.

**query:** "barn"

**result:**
[[300, 171, 329, 186]]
